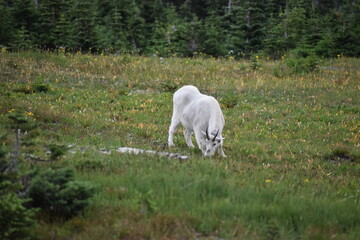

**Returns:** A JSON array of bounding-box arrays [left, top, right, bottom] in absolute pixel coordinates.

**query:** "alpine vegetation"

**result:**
[[168, 85, 226, 157]]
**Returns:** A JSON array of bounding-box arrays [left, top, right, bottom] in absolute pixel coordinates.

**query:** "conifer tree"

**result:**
[[0, 0, 14, 46], [200, 11, 227, 56], [69, 0, 97, 51], [10, 26, 33, 51], [53, 11, 73, 49], [9, 0, 38, 49], [37, 0, 64, 49], [241, 0, 266, 55], [118, 0, 145, 53], [225, 2, 246, 57]]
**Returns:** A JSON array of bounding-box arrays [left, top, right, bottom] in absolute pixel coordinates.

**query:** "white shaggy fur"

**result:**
[[168, 85, 226, 157]]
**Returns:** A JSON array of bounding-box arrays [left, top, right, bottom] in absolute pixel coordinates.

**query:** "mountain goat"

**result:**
[[168, 85, 226, 157]]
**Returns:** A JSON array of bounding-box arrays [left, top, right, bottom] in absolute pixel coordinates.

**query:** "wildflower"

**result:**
[[25, 112, 34, 116], [8, 109, 15, 113], [265, 179, 272, 183], [255, 55, 259, 59], [304, 179, 309, 183]]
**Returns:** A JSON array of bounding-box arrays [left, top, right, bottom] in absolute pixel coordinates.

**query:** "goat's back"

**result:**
[[173, 85, 201, 111]]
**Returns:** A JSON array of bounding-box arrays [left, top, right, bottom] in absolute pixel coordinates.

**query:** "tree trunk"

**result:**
[[227, 0, 232, 15]]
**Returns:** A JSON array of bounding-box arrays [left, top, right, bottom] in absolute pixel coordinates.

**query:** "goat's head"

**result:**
[[201, 127, 224, 157]]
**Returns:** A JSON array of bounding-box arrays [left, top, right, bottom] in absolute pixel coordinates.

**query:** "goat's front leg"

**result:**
[[184, 129, 194, 148], [218, 146, 227, 158]]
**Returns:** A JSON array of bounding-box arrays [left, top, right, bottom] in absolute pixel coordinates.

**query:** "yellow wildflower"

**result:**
[[265, 179, 272, 183]]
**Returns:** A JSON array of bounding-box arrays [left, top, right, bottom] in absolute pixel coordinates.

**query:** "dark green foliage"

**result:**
[[9, 26, 34, 51], [0, 0, 359, 57], [160, 81, 178, 92], [220, 91, 239, 109], [6, 110, 38, 133], [199, 12, 227, 56], [28, 167, 95, 220], [285, 48, 320, 74], [324, 146, 359, 164], [0, 193, 37, 240], [15, 82, 51, 94], [0, 0, 14, 46], [75, 159, 105, 171], [0, 147, 36, 240], [32, 82, 50, 93], [48, 144, 70, 161]]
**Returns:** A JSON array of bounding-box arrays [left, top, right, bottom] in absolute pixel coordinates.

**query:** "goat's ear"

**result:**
[[216, 137, 225, 141]]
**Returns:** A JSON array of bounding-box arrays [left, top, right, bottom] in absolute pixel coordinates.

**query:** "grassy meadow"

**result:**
[[0, 51, 359, 239]]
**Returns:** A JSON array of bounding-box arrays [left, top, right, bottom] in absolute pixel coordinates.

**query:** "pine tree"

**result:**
[[177, 1, 202, 55], [9, 0, 38, 49], [199, 11, 227, 56], [37, 0, 65, 49], [9, 26, 33, 51], [0, 0, 14, 46], [53, 11, 73, 49], [332, 0, 360, 56], [226, 2, 246, 57], [68, 0, 97, 51], [110, 6, 130, 53], [117, 0, 145, 53], [263, 8, 286, 58], [241, 0, 266, 56]]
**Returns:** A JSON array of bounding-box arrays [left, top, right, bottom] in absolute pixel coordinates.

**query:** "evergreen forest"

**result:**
[[1, 0, 360, 58]]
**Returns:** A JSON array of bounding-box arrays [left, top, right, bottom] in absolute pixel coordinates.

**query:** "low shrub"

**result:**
[[220, 91, 239, 109], [285, 48, 320, 74], [28, 167, 95, 220]]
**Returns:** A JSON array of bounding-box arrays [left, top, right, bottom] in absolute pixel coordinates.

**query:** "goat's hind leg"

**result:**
[[168, 113, 180, 147]]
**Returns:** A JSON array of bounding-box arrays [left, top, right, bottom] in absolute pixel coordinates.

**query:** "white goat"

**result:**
[[168, 85, 226, 157]]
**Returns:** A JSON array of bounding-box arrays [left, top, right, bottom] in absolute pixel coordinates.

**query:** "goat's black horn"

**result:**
[[206, 127, 210, 140], [212, 129, 219, 141]]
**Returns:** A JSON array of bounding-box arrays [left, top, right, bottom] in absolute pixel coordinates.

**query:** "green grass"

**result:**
[[0, 51, 359, 239]]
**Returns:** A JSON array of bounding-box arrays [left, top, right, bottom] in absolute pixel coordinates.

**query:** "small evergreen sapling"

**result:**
[[28, 167, 95, 220], [0, 146, 36, 240]]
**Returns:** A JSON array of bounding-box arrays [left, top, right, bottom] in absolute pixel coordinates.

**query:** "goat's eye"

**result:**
[[213, 143, 216, 146]]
